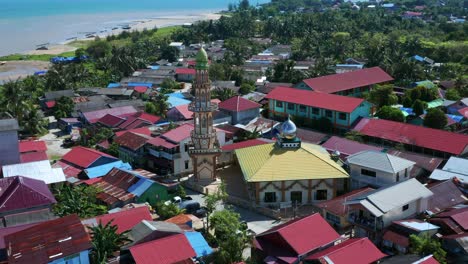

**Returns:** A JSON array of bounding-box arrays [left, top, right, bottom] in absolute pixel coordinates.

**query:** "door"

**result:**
[[290, 191, 302, 205]]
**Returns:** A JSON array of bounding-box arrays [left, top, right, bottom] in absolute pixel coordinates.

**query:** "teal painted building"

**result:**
[[266, 87, 372, 130]]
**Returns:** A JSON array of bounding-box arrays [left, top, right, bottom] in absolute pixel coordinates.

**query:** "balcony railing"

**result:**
[[148, 148, 181, 160], [348, 213, 382, 231]]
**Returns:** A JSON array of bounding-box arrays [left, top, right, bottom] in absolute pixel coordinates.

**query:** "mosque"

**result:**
[[232, 117, 349, 206]]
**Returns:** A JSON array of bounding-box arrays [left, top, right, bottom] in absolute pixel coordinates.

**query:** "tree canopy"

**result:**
[[376, 106, 405, 122], [423, 108, 448, 129]]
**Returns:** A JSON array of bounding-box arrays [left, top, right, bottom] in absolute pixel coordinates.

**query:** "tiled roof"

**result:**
[[322, 136, 384, 157], [176, 68, 196, 75], [82, 106, 138, 123], [18, 140, 47, 153], [235, 143, 349, 182], [317, 187, 374, 217], [162, 123, 194, 143], [97, 114, 126, 127], [87, 207, 152, 234], [61, 146, 118, 168], [346, 150, 416, 174], [0, 176, 56, 213], [130, 233, 196, 264], [256, 213, 340, 255], [5, 214, 92, 264], [266, 87, 365, 113], [115, 127, 152, 137], [302, 67, 393, 93], [354, 118, 468, 155], [115, 132, 152, 151], [218, 96, 261, 112], [221, 139, 270, 151], [305, 238, 386, 263]]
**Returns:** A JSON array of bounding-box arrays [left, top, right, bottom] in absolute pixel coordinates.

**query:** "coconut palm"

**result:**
[[89, 220, 132, 264]]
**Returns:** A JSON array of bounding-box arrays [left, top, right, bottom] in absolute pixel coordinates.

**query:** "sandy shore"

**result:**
[[25, 13, 221, 56], [0, 61, 50, 84]]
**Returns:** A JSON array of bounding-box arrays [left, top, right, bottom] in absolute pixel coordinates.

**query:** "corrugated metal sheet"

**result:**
[[306, 238, 386, 263], [84, 161, 132, 179], [130, 233, 195, 264], [3, 160, 66, 184], [346, 151, 415, 173], [184, 232, 213, 257], [235, 143, 348, 182], [167, 96, 191, 108], [429, 169, 468, 183], [128, 178, 154, 196]]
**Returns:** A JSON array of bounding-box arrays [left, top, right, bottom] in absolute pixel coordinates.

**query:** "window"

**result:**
[[315, 189, 328, 200], [290, 191, 302, 204], [405, 168, 408, 178], [402, 204, 409, 211], [264, 192, 277, 203], [326, 212, 340, 225], [396, 172, 400, 182], [184, 144, 188, 152], [338, 112, 347, 120], [312, 108, 320, 115], [299, 105, 306, 113], [325, 110, 332, 118], [276, 101, 283, 108], [361, 169, 376, 177], [287, 103, 295, 110], [184, 160, 189, 170]]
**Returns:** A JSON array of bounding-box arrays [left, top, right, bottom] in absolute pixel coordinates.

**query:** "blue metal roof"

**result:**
[[84, 161, 132, 179], [447, 114, 464, 123], [128, 177, 154, 196], [184, 232, 213, 257], [411, 55, 424, 62], [167, 92, 186, 99], [127, 82, 153, 88], [335, 64, 364, 69], [167, 96, 191, 108], [107, 83, 121, 88], [400, 107, 415, 115], [149, 65, 160, 70]]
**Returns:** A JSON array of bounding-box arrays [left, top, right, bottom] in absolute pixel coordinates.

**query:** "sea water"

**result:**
[[0, 0, 269, 56]]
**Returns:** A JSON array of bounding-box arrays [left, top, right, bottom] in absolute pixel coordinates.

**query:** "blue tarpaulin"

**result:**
[[149, 65, 160, 70], [184, 232, 213, 257], [167, 92, 186, 99], [411, 55, 424, 62], [107, 83, 121, 88], [34, 70, 47, 75], [127, 82, 153, 88], [447, 114, 464, 123], [84, 161, 132, 179]]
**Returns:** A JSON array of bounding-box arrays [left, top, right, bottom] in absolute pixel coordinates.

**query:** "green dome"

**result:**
[[195, 47, 209, 69]]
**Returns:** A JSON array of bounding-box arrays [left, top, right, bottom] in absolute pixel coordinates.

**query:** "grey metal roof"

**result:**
[[429, 169, 468, 183], [44, 89, 75, 100], [0, 117, 19, 131], [346, 151, 415, 173], [349, 179, 433, 216], [443, 157, 468, 175], [129, 220, 182, 242]]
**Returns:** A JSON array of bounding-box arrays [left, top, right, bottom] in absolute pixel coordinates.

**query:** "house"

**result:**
[[52, 146, 119, 179], [334, 63, 364, 74], [40, 89, 75, 110], [18, 140, 48, 163], [83, 206, 152, 234], [233, 119, 349, 206], [218, 96, 261, 124], [169, 42, 185, 50], [253, 213, 341, 263], [0, 176, 56, 227], [382, 219, 440, 254], [429, 156, 468, 193], [266, 87, 372, 131], [353, 118, 468, 158], [0, 115, 20, 166], [256, 82, 293, 94], [295, 67, 393, 97], [304, 237, 386, 264], [295, 128, 327, 144], [447, 98, 468, 115], [426, 180, 467, 215], [403, 11, 423, 19], [146, 124, 228, 176], [175, 68, 196, 82], [0, 223, 42, 262], [413, 255, 440, 264], [220, 139, 272, 165], [97, 111, 160, 130], [165, 214, 203, 229], [321, 136, 384, 160], [4, 214, 92, 264], [114, 132, 152, 166], [347, 151, 416, 189], [3, 160, 66, 184], [78, 88, 134, 100], [124, 220, 184, 249], [345, 179, 433, 241], [130, 233, 196, 264], [316, 187, 374, 231], [167, 104, 193, 121], [167, 94, 191, 108], [80, 105, 138, 124], [235, 117, 280, 138], [387, 149, 443, 178]]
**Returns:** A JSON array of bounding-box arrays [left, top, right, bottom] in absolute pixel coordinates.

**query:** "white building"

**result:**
[[169, 42, 185, 50], [347, 151, 415, 189], [2, 160, 66, 184]]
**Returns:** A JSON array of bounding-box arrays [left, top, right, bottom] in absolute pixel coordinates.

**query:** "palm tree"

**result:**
[[214, 88, 236, 101], [0, 79, 28, 123], [53, 185, 107, 218], [150, 93, 170, 118], [89, 220, 132, 264]]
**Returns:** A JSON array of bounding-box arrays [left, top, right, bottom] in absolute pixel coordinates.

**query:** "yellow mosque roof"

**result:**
[[234, 143, 349, 182]]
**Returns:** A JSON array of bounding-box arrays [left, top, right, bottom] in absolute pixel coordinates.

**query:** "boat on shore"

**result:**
[[122, 25, 131, 30]]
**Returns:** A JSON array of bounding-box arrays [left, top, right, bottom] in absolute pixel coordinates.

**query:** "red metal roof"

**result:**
[[130, 233, 196, 264], [317, 187, 374, 217], [92, 207, 152, 234], [0, 176, 56, 213], [295, 128, 327, 144], [428, 181, 467, 214], [383, 230, 410, 247], [458, 107, 468, 118], [45, 100, 56, 108], [134, 86, 148, 93], [306, 238, 386, 263], [322, 136, 384, 158], [19, 140, 47, 153], [147, 136, 178, 149], [437, 208, 468, 230], [115, 127, 152, 137], [256, 213, 340, 255], [20, 151, 49, 163], [52, 160, 82, 178], [83, 106, 138, 123], [302, 67, 393, 93], [176, 68, 196, 75], [61, 146, 118, 168], [387, 150, 443, 172], [115, 132, 151, 151], [416, 255, 440, 264], [171, 104, 193, 120], [163, 123, 194, 143], [222, 139, 270, 151], [5, 214, 92, 264], [97, 114, 126, 127], [134, 112, 161, 124], [266, 87, 365, 113], [354, 118, 468, 155], [218, 96, 261, 112], [0, 222, 40, 249], [93, 168, 139, 205]]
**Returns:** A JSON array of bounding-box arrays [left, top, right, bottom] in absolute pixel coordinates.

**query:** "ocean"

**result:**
[[0, 0, 269, 56]]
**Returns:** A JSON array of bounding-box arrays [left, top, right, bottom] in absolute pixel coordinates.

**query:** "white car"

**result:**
[[164, 196, 182, 205]]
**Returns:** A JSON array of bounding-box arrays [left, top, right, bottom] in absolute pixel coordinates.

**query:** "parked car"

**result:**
[[164, 195, 192, 205], [179, 200, 201, 215]]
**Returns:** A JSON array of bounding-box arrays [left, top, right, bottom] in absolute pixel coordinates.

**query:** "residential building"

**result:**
[[266, 87, 372, 131], [387, 149, 443, 178], [0, 176, 56, 227], [165, 214, 203, 230], [347, 151, 416, 189], [233, 118, 349, 206], [0, 114, 20, 166], [4, 214, 92, 264], [382, 219, 439, 254], [169, 42, 185, 50], [114, 132, 152, 166], [218, 96, 261, 124], [18, 140, 48, 163], [147, 123, 228, 176], [427, 180, 467, 215], [83, 206, 152, 234], [3, 160, 66, 185], [124, 220, 184, 249], [295, 67, 393, 97], [345, 179, 433, 241], [316, 187, 374, 231], [321, 136, 384, 160], [80, 105, 138, 124], [175, 68, 196, 82], [354, 118, 468, 158]]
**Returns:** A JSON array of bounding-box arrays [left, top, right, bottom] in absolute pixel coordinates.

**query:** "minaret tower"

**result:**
[[188, 48, 221, 181]]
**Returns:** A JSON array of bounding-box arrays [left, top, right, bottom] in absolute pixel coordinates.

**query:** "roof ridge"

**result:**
[[237, 96, 240, 112], [301, 144, 348, 176], [0, 177, 22, 209]]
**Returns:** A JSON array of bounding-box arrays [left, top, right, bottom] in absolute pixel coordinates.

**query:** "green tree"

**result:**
[[155, 202, 185, 220], [160, 45, 179, 62], [445, 88, 461, 101], [160, 78, 180, 93], [213, 88, 236, 101], [376, 106, 405, 122], [148, 93, 170, 117], [176, 184, 187, 198], [412, 99, 426, 116], [345, 131, 364, 143], [54, 96, 74, 119], [204, 181, 227, 232], [409, 234, 447, 264], [106, 142, 120, 157], [424, 108, 448, 129], [366, 85, 398, 108], [89, 220, 132, 264], [86, 40, 111, 59], [239, 83, 255, 95], [53, 185, 107, 218], [75, 48, 86, 59]]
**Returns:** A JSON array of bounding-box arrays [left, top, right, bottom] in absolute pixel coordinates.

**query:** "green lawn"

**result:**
[[153, 25, 182, 38]]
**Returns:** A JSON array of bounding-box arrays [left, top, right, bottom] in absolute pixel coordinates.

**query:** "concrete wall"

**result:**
[[232, 108, 260, 124], [381, 198, 427, 227], [350, 164, 413, 189]]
